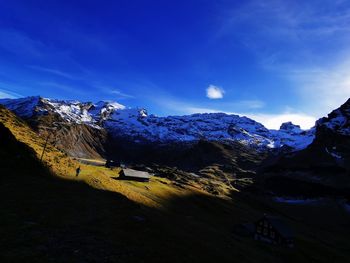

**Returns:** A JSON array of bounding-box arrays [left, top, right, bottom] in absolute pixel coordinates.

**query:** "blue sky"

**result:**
[[1, 0, 350, 129]]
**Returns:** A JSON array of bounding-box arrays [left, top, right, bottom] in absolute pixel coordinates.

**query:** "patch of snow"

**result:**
[[44, 99, 95, 124], [345, 203, 350, 213], [274, 197, 323, 204], [89, 101, 125, 121], [0, 96, 318, 150], [316, 100, 350, 136], [269, 126, 315, 150], [325, 147, 342, 159], [104, 110, 279, 147]]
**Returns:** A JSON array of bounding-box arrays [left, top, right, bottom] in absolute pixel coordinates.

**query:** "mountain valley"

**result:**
[[0, 97, 350, 262]]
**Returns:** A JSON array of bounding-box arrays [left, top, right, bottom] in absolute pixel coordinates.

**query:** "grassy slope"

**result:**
[[1, 106, 350, 262], [0, 106, 78, 178], [0, 106, 200, 207]]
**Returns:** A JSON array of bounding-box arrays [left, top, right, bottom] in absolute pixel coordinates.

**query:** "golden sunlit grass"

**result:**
[[0, 107, 78, 178], [79, 164, 210, 208], [0, 106, 209, 208]]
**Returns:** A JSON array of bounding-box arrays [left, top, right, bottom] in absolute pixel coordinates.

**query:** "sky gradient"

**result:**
[[1, 0, 350, 129]]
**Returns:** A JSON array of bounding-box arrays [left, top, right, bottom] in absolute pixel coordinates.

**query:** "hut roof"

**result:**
[[122, 168, 152, 179]]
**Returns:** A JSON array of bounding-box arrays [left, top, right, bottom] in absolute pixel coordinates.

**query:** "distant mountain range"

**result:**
[[1, 95, 350, 198], [0, 96, 314, 151]]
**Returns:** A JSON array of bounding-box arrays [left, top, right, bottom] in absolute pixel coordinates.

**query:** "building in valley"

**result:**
[[254, 215, 294, 247]]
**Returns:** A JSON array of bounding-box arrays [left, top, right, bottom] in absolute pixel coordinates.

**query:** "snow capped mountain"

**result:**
[[89, 101, 126, 122], [270, 122, 315, 150], [0, 96, 125, 126], [316, 98, 350, 136], [105, 110, 275, 148], [261, 99, 350, 192], [311, 98, 350, 162], [0, 96, 44, 118], [104, 110, 316, 149], [44, 99, 95, 124], [0, 96, 316, 150], [280, 122, 302, 133]]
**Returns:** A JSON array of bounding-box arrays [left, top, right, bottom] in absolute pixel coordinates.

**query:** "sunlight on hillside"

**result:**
[[0, 106, 215, 208], [80, 165, 204, 208]]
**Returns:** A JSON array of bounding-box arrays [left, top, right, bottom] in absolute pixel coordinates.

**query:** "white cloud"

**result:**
[[0, 91, 15, 99], [288, 60, 350, 117], [244, 112, 317, 130], [185, 107, 222, 114], [0, 88, 21, 99], [28, 65, 75, 79], [110, 89, 134, 99], [38, 82, 85, 95], [183, 106, 316, 130], [216, 0, 350, 120], [0, 29, 46, 57], [233, 100, 265, 109], [220, 1, 350, 46], [206, 85, 224, 99]]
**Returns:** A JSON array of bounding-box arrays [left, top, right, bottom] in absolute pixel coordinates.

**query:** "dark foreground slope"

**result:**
[[1, 108, 350, 263], [0, 123, 258, 262], [0, 122, 140, 261]]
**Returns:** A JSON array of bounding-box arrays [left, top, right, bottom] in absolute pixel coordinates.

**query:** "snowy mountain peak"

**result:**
[[43, 98, 95, 124], [279, 122, 302, 133], [0, 96, 43, 118], [104, 110, 313, 149], [316, 98, 350, 136], [139, 108, 148, 118], [89, 101, 125, 121], [0, 96, 317, 150], [94, 101, 125, 110], [0, 97, 95, 124], [108, 108, 148, 124]]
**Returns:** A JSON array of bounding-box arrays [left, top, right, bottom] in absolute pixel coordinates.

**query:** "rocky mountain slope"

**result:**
[[104, 108, 314, 150], [0, 97, 109, 159], [257, 99, 350, 198], [0, 96, 315, 158]]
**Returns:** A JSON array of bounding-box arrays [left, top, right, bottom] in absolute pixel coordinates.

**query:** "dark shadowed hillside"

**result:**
[[254, 99, 350, 198], [1, 105, 350, 262], [105, 138, 265, 173]]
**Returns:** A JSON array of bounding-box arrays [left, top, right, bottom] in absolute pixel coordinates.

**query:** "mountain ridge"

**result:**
[[255, 98, 350, 197], [0, 96, 315, 153]]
